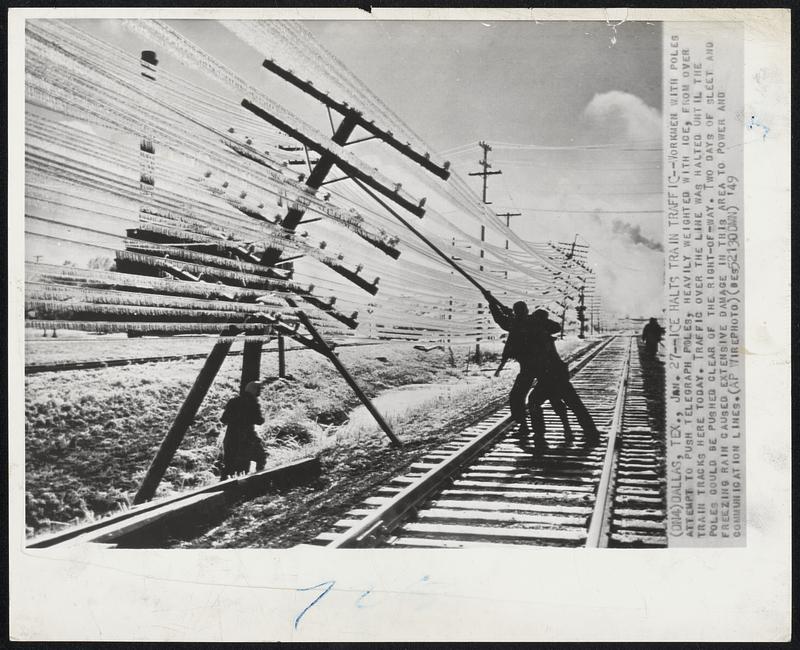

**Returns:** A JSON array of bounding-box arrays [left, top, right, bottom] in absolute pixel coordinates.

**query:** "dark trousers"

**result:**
[[509, 367, 572, 434], [223, 432, 267, 478], [528, 365, 598, 437], [549, 397, 572, 434], [509, 367, 536, 424], [644, 338, 659, 357]]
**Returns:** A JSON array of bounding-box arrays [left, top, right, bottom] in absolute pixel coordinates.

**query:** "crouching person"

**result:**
[[220, 380, 267, 479]]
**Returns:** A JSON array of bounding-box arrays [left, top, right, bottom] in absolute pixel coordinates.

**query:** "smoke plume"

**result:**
[[612, 219, 663, 251]]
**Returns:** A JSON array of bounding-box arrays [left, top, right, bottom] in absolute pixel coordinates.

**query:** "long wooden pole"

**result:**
[[322, 345, 402, 447], [134, 338, 233, 504], [277, 334, 286, 378], [240, 335, 263, 392], [351, 178, 493, 298], [286, 299, 402, 447]]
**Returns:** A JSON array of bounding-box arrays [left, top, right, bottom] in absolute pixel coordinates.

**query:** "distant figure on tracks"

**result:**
[[220, 380, 267, 479], [641, 317, 665, 358], [485, 293, 600, 450]]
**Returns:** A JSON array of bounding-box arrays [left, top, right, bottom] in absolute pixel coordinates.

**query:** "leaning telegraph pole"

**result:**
[[468, 141, 502, 362]]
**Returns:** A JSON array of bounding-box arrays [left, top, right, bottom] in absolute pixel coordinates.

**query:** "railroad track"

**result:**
[[24, 340, 388, 374], [309, 335, 667, 549], [24, 349, 246, 375]]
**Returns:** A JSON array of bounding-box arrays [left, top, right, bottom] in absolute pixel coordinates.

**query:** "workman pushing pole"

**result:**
[[482, 289, 600, 450]]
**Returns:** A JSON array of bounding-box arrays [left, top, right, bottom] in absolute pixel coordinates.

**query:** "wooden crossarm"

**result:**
[[321, 258, 379, 296], [300, 294, 359, 329], [242, 99, 426, 219], [261, 58, 450, 181]]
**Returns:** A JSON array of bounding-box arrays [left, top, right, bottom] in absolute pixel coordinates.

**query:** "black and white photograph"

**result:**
[[8, 7, 790, 643]]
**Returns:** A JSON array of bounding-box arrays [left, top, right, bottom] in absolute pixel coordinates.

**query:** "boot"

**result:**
[[514, 420, 530, 437], [512, 422, 530, 448], [584, 429, 600, 448], [532, 433, 550, 452]]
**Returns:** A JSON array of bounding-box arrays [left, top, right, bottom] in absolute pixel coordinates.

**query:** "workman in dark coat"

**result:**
[[487, 297, 560, 449], [641, 317, 665, 357], [525, 308, 600, 447], [486, 294, 600, 449], [220, 380, 267, 479], [498, 312, 574, 445]]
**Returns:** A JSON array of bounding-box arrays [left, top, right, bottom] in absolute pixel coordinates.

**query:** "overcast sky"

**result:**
[[298, 20, 664, 318], [305, 20, 662, 149]]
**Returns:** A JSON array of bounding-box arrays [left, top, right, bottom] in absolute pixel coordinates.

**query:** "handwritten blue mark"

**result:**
[[421, 575, 430, 582], [355, 589, 373, 608], [747, 115, 769, 140], [294, 580, 335, 630]]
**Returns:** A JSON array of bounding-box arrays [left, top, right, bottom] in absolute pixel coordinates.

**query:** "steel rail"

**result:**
[[585, 335, 633, 548], [326, 336, 614, 548], [27, 457, 320, 548]]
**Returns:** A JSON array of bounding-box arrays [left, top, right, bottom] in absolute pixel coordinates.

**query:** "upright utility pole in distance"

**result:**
[[468, 141, 502, 205], [468, 141, 502, 362], [469, 141, 502, 268], [577, 285, 587, 339], [497, 210, 521, 280], [497, 211, 521, 247]]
